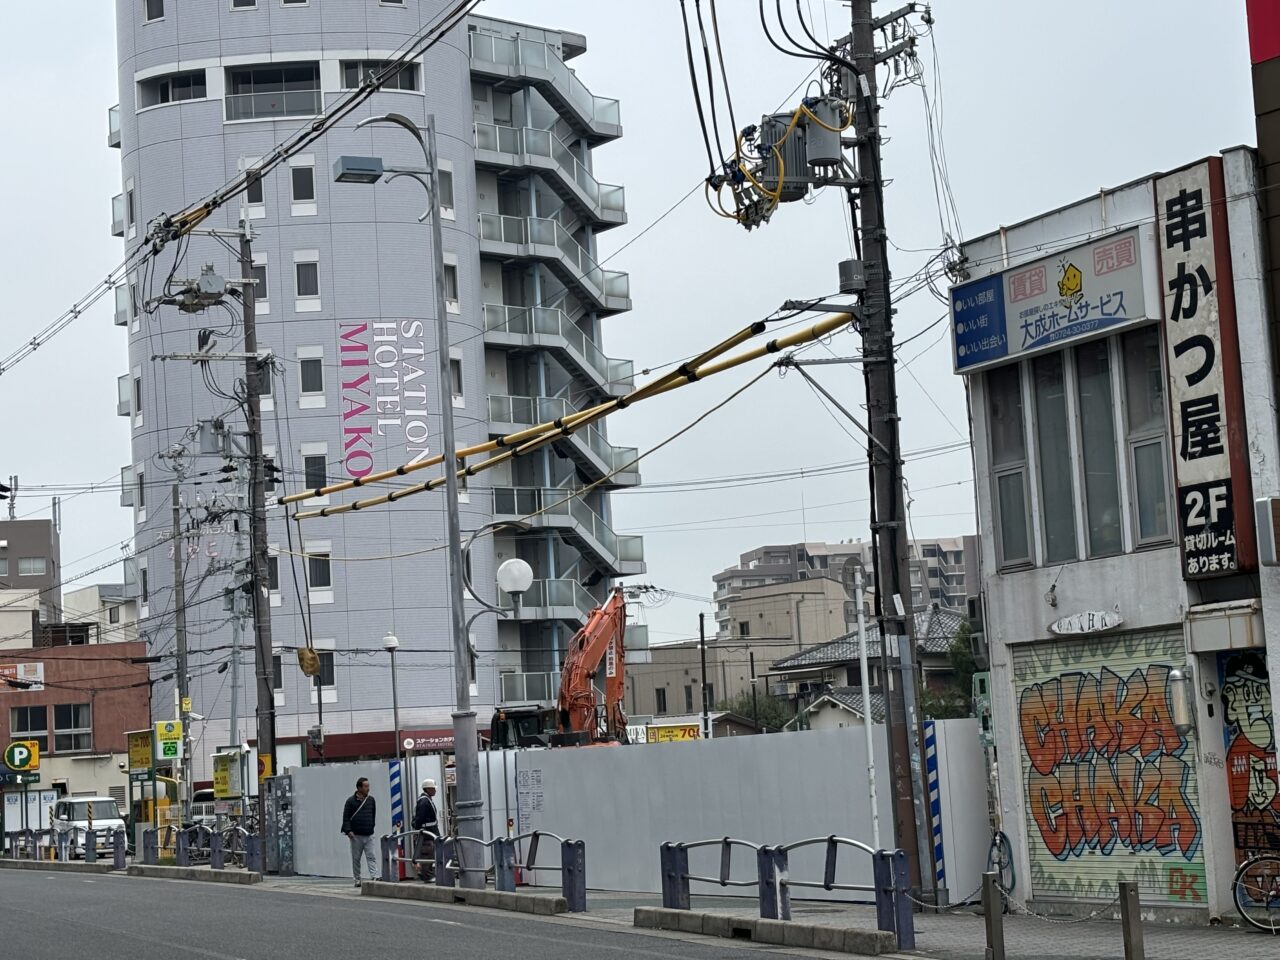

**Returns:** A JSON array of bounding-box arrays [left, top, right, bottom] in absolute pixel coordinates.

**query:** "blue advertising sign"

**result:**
[[951, 227, 1152, 373]]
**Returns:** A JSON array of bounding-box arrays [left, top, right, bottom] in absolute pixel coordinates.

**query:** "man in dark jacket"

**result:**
[[341, 777, 378, 886], [411, 779, 440, 881]]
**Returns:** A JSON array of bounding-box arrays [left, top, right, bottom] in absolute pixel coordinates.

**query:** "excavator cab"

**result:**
[[489, 706, 558, 749]]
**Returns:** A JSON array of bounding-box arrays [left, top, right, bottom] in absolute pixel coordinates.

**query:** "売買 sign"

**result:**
[[951, 226, 1158, 373]]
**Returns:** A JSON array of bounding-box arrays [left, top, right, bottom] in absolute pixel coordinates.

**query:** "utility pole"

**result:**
[[172, 483, 191, 822], [847, 0, 934, 897], [239, 219, 277, 790], [698, 613, 710, 739], [227, 456, 246, 752]]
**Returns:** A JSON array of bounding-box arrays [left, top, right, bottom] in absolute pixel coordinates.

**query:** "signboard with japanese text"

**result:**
[[400, 730, 455, 752], [0, 663, 44, 692], [951, 226, 1158, 373], [127, 729, 153, 776], [154, 720, 183, 762], [1156, 159, 1256, 579], [213, 753, 242, 799], [647, 723, 701, 743]]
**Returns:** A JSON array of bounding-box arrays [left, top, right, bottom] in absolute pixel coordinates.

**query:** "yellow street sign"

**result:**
[[257, 754, 273, 783], [3, 740, 40, 771], [181, 696, 192, 714], [127, 729, 153, 773], [647, 723, 701, 743]]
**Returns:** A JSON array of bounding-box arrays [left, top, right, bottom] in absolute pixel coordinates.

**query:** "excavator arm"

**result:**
[[556, 587, 629, 743]]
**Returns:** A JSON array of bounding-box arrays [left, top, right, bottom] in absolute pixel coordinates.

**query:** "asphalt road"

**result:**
[[0, 870, 804, 960]]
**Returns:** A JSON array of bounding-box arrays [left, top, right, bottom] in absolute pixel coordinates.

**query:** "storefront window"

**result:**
[[1033, 353, 1078, 563], [987, 364, 1031, 566], [1075, 339, 1122, 557]]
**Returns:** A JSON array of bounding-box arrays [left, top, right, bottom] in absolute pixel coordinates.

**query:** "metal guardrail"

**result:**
[[379, 829, 587, 912], [3, 827, 127, 870], [659, 835, 914, 952]]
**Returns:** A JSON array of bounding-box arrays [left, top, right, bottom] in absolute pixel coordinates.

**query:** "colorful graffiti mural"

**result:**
[[1013, 631, 1205, 904], [1217, 650, 1280, 860]]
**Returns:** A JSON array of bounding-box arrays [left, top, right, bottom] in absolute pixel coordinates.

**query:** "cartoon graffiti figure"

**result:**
[[1057, 260, 1083, 308], [1220, 651, 1280, 857]]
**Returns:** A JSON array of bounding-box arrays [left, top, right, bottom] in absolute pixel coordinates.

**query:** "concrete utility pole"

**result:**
[[239, 219, 277, 788], [847, 0, 934, 896], [698, 613, 710, 739], [173, 483, 191, 822]]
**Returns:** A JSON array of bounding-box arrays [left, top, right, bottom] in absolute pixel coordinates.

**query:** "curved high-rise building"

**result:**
[[110, 0, 642, 777]]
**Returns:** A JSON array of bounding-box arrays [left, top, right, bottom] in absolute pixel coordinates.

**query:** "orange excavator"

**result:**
[[489, 588, 629, 749]]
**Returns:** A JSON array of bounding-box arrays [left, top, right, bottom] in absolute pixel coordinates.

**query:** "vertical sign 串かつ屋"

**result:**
[[1156, 159, 1256, 579]]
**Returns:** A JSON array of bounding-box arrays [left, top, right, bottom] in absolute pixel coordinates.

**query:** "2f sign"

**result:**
[[1185, 483, 1230, 528]]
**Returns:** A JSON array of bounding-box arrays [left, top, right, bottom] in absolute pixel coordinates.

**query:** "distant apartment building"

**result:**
[[0, 519, 62, 624], [63, 584, 139, 645], [711, 538, 977, 639]]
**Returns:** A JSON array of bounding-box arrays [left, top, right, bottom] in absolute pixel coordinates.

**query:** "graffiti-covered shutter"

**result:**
[[1012, 629, 1205, 906]]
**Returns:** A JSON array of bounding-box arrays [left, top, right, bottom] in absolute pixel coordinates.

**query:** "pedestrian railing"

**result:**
[[378, 829, 587, 912], [143, 824, 261, 873], [3, 827, 127, 869], [659, 835, 915, 952]]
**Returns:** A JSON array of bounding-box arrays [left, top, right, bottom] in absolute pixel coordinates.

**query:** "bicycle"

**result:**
[[1232, 852, 1280, 933]]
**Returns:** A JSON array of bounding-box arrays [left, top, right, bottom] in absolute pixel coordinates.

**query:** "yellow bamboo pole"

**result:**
[[292, 312, 854, 520]]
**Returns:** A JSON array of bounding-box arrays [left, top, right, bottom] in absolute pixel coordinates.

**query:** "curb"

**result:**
[[633, 907, 897, 956], [0, 858, 115, 875], [126, 864, 262, 885], [361, 880, 567, 915]]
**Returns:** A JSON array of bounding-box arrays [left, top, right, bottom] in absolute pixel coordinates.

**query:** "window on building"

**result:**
[[12, 706, 48, 753], [317, 651, 335, 688], [232, 0, 256, 8], [250, 263, 268, 303], [1123, 326, 1170, 543], [340, 60, 419, 91], [245, 171, 264, 205], [654, 688, 667, 713], [299, 357, 323, 396], [140, 567, 149, 604], [140, 71, 207, 108], [0, 559, 7, 577], [307, 552, 332, 590], [1033, 352, 1078, 563], [683, 685, 694, 712], [291, 165, 315, 203], [988, 363, 1031, 567], [108, 605, 121, 624], [449, 357, 464, 400], [1075, 339, 1123, 557], [17, 558, 46, 577], [267, 555, 280, 592], [705, 683, 714, 706], [282, 0, 307, 5], [303, 453, 327, 490], [271, 654, 283, 691], [136, 468, 146, 509], [438, 169, 454, 214], [295, 260, 319, 298], [126, 186, 136, 232], [54, 704, 92, 753], [144, 0, 164, 22], [226, 63, 322, 121], [737, 620, 750, 637], [443, 263, 459, 306]]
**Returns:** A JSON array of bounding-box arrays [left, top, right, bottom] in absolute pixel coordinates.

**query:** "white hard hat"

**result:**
[[422, 778, 437, 790]]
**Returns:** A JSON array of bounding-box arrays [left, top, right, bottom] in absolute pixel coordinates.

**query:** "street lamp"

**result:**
[[334, 112, 485, 887], [384, 631, 402, 816], [461, 521, 534, 694]]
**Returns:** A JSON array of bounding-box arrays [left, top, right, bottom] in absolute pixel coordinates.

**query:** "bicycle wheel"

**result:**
[[1233, 854, 1280, 933]]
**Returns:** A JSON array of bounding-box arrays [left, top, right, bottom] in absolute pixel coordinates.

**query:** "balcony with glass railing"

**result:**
[[474, 122, 625, 228], [111, 194, 125, 238], [493, 486, 644, 576], [469, 33, 621, 142], [499, 670, 561, 704], [488, 394, 640, 488], [479, 215, 630, 314], [483, 304, 632, 396], [108, 105, 121, 148], [501, 578, 599, 625], [225, 89, 322, 122]]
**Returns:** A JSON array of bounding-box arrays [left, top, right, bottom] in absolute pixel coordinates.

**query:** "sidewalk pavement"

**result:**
[[252, 880, 1279, 960]]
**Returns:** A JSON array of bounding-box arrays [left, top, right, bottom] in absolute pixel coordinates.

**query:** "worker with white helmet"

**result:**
[[412, 778, 440, 881]]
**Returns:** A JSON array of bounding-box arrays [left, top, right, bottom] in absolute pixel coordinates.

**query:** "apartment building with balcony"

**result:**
[[711, 537, 977, 639], [109, 1, 642, 776]]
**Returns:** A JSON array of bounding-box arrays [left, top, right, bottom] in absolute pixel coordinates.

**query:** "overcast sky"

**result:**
[[0, 1, 1256, 645]]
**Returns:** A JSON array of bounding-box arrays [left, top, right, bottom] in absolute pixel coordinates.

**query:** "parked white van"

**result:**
[[51, 797, 125, 858]]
